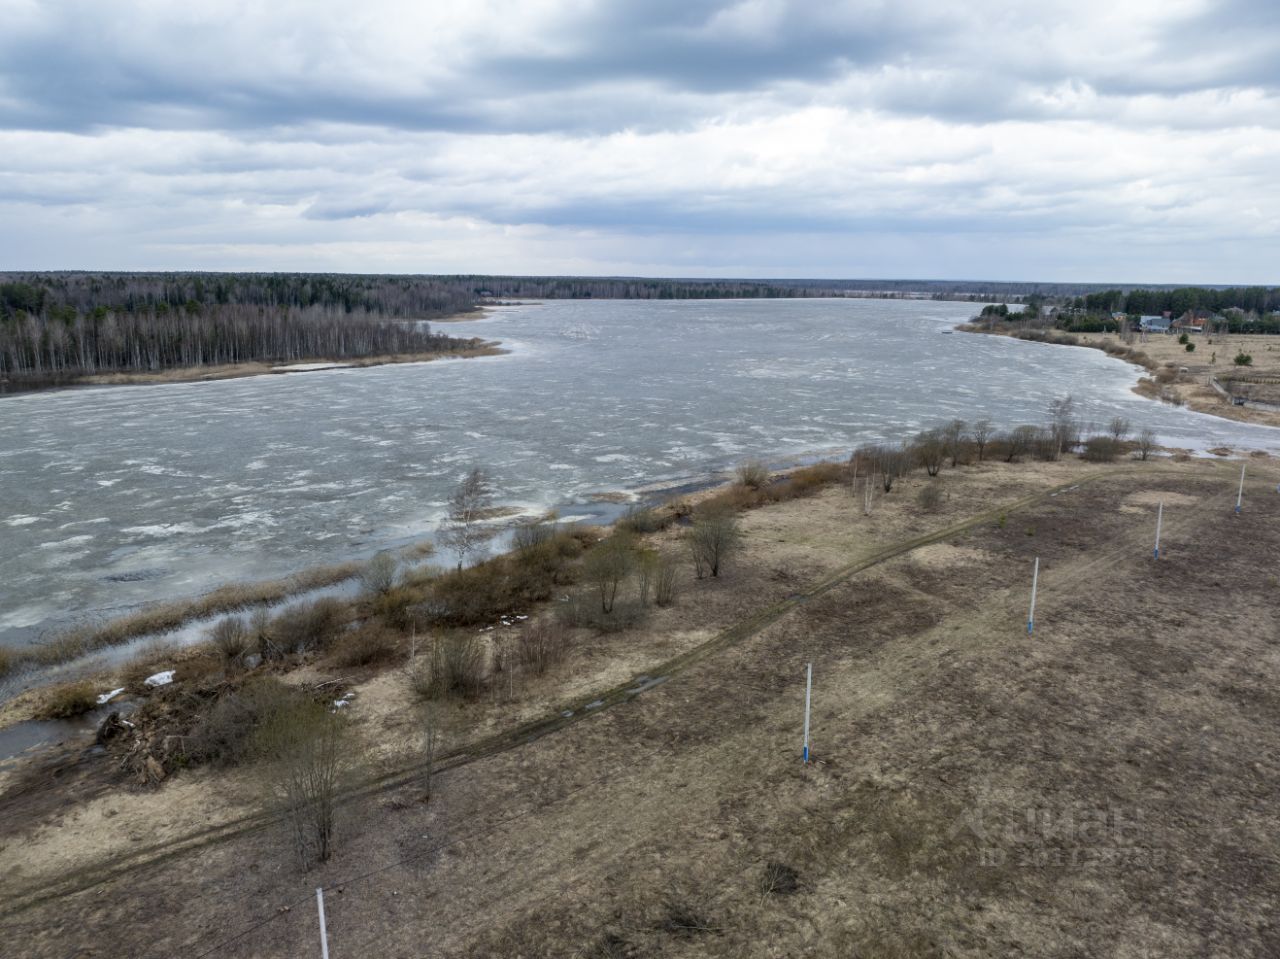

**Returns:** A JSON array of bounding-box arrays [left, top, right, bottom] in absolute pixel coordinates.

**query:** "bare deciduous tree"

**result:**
[[971, 419, 993, 462], [941, 419, 967, 468], [1108, 417, 1131, 444], [654, 553, 679, 606], [440, 468, 495, 570], [1137, 428, 1156, 461], [688, 506, 741, 579], [1004, 425, 1038, 463], [584, 533, 635, 613], [1046, 395, 1079, 460], [914, 430, 946, 477], [256, 698, 351, 869]]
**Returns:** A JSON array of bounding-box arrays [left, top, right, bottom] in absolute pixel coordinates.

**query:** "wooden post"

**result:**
[[1154, 501, 1163, 559], [1236, 462, 1246, 514]]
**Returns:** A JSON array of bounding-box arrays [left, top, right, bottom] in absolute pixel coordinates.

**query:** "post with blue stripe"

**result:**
[[802, 662, 812, 764], [1236, 463, 1246, 514], [1027, 557, 1039, 635], [1154, 501, 1163, 560]]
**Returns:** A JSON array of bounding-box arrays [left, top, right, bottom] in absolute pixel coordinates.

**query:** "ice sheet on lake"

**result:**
[[2, 297, 1278, 652]]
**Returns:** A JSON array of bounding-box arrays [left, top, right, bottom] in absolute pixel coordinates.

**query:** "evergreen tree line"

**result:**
[[1075, 286, 1280, 317]]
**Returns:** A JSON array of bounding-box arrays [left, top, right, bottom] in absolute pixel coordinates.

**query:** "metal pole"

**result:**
[[1236, 463, 1246, 514], [317, 887, 330, 959], [802, 662, 812, 763], [1027, 557, 1039, 634], [1154, 501, 1163, 559]]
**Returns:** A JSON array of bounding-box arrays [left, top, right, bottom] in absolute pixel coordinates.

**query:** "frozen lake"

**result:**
[[2, 297, 1277, 651]]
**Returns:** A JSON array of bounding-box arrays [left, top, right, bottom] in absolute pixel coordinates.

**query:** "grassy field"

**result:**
[[2, 454, 1278, 957], [1074, 331, 1280, 428]]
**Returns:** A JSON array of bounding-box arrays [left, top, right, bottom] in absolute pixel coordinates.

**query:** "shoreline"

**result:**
[[957, 322, 1280, 430], [0, 432, 1266, 731]]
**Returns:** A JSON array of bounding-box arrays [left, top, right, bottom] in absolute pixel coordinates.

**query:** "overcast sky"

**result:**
[[2, 0, 1278, 282]]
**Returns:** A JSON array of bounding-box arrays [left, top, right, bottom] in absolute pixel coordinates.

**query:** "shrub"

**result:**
[[1185, 342, 1196, 353], [369, 586, 418, 630], [1081, 436, 1117, 462], [511, 518, 556, 552], [782, 462, 844, 496], [618, 505, 670, 535], [272, 597, 348, 654], [1155, 366, 1177, 384], [654, 554, 679, 607], [209, 615, 250, 667], [250, 606, 283, 662], [1002, 425, 1038, 462], [687, 505, 741, 579], [515, 620, 570, 676], [427, 536, 581, 628], [556, 594, 648, 633], [759, 861, 801, 896], [0, 647, 13, 680], [916, 482, 943, 512], [1136, 428, 1157, 461], [255, 696, 351, 868], [358, 551, 400, 596], [37, 681, 98, 719], [913, 430, 945, 477], [186, 676, 298, 767], [735, 459, 771, 490], [412, 632, 487, 700], [1234, 352, 1253, 366], [583, 533, 635, 613], [1178, 332, 1189, 345], [330, 625, 400, 668]]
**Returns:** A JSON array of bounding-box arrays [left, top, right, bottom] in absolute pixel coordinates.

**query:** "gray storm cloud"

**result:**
[[0, 0, 1277, 280]]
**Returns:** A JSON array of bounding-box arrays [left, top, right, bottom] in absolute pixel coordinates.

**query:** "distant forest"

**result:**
[[1073, 286, 1280, 317], [0, 273, 484, 391]]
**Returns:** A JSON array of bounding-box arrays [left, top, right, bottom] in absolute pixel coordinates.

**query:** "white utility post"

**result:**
[[1236, 463, 1246, 514], [802, 662, 813, 764], [1154, 501, 1164, 560], [317, 887, 330, 959], [1027, 557, 1039, 635]]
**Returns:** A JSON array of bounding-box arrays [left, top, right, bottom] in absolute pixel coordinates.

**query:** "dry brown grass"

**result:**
[[328, 625, 401, 669], [34, 681, 98, 720], [14, 562, 360, 673]]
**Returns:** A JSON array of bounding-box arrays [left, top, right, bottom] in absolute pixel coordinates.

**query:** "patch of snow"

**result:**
[[97, 687, 126, 705], [144, 670, 175, 687]]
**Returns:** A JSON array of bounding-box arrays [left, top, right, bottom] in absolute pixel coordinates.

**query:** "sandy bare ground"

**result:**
[[3, 456, 1279, 957]]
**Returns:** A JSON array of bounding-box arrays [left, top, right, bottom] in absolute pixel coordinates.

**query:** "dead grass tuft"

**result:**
[[35, 681, 98, 720]]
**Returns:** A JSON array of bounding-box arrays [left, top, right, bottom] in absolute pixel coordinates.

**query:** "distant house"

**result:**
[[1172, 310, 1213, 334], [1139, 315, 1172, 333]]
